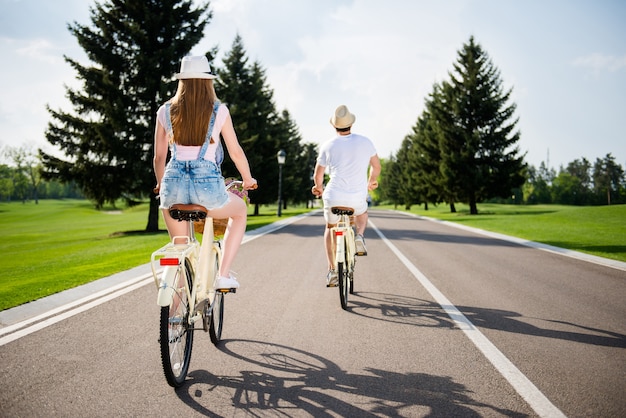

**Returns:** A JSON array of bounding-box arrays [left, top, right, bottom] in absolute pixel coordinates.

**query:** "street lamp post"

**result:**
[[277, 149, 286, 217]]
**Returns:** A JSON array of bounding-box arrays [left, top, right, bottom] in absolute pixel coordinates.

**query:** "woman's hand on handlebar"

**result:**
[[243, 178, 258, 191]]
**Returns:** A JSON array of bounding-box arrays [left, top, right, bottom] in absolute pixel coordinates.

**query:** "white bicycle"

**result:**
[[150, 180, 248, 387], [329, 206, 357, 310]]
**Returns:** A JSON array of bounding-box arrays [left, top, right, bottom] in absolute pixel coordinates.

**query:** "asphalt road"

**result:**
[[1, 210, 624, 417]]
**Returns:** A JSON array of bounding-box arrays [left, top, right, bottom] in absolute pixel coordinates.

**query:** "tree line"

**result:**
[[0, 145, 83, 203], [522, 155, 625, 206], [5, 0, 623, 220], [5, 144, 622, 208]]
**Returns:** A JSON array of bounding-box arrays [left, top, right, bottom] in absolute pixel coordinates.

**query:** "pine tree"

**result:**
[[406, 90, 449, 210], [377, 156, 402, 207], [394, 137, 418, 209], [274, 109, 314, 207], [216, 35, 312, 214], [432, 36, 526, 214], [41, 0, 210, 231], [217, 36, 275, 214]]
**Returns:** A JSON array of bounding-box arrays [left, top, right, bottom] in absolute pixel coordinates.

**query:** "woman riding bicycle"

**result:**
[[153, 55, 257, 290], [311, 105, 380, 286]]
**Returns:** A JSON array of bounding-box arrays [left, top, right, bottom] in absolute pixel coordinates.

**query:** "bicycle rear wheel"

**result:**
[[349, 269, 354, 294], [338, 263, 349, 310], [160, 259, 194, 388], [349, 233, 355, 294]]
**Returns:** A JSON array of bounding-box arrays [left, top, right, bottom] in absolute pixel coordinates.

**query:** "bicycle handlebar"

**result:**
[[154, 179, 257, 196], [226, 179, 258, 191]]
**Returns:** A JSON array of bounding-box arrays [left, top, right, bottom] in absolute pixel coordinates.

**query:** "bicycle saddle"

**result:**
[[331, 206, 355, 216], [169, 204, 208, 222]]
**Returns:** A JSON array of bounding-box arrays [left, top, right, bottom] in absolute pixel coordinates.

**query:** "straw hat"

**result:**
[[174, 55, 217, 80], [330, 105, 356, 129]]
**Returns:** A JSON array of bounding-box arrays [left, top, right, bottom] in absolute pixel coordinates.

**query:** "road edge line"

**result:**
[[393, 210, 626, 272]]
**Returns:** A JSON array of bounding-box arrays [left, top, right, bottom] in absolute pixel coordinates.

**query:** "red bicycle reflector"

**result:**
[[335, 231, 343, 236], [160, 258, 180, 266]]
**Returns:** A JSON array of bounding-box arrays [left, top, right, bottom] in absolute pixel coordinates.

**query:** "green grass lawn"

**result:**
[[0, 199, 312, 311], [379, 203, 626, 263], [1, 200, 624, 311]]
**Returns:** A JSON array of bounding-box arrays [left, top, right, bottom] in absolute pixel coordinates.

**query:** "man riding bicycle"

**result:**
[[311, 105, 381, 286]]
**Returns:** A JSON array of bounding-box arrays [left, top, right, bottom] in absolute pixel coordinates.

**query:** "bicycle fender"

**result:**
[[157, 266, 178, 307]]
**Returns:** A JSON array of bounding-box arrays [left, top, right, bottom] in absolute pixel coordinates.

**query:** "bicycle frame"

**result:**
[[150, 215, 221, 324], [332, 213, 356, 269], [152, 179, 247, 387], [330, 210, 356, 309]]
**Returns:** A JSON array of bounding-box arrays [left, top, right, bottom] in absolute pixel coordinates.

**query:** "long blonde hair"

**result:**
[[169, 79, 218, 146]]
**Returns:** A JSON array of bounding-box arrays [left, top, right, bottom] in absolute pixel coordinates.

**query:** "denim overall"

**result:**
[[158, 101, 229, 210]]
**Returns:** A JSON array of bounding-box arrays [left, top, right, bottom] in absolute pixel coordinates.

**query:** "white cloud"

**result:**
[[572, 53, 626, 73], [0, 36, 80, 153], [14, 38, 64, 64]]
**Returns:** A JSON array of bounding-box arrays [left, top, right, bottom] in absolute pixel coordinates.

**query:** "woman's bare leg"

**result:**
[[205, 194, 247, 277], [162, 209, 189, 243]]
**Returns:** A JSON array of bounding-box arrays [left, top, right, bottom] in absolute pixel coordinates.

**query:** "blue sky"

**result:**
[[1, 0, 625, 170]]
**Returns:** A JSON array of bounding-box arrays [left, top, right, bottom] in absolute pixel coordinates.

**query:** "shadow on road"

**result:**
[[349, 292, 626, 349], [175, 339, 527, 417]]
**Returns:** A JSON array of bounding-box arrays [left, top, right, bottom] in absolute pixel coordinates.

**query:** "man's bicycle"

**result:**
[[150, 180, 247, 388], [329, 206, 357, 310]]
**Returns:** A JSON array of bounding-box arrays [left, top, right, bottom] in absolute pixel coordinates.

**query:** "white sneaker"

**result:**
[[326, 269, 338, 287], [355, 234, 367, 256], [215, 275, 240, 291]]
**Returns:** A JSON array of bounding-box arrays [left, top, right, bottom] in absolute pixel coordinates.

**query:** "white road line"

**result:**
[[395, 210, 626, 272], [0, 277, 153, 347], [369, 219, 567, 418]]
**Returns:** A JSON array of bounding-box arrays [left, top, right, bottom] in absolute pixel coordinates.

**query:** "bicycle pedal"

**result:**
[[217, 288, 236, 294], [194, 298, 209, 312], [326, 283, 338, 288], [169, 316, 184, 325]]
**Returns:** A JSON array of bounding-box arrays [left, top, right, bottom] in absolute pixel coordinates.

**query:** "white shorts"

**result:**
[[322, 197, 368, 225]]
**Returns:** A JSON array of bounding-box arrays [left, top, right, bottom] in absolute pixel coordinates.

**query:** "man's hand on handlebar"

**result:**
[[311, 185, 323, 197]]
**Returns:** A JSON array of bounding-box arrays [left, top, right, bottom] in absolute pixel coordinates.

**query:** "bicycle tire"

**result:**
[[349, 269, 354, 294], [208, 245, 224, 344], [338, 243, 350, 310], [349, 230, 355, 294], [209, 291, 224, 344], [159, 259, 194, 388]]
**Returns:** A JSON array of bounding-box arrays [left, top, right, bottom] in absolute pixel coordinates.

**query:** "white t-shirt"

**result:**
[[156, 103, 229, 162], [317, 133, 377, 202]]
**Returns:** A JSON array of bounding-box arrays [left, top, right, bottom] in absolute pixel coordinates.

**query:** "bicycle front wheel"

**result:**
[[159, 259, 194, 388], [208, 246, 224, 344], [209, 291, 224, 344]]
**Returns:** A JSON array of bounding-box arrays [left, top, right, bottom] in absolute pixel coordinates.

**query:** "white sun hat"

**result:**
[[174, 55, 217, 80], [330, 105, 356, 129]]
